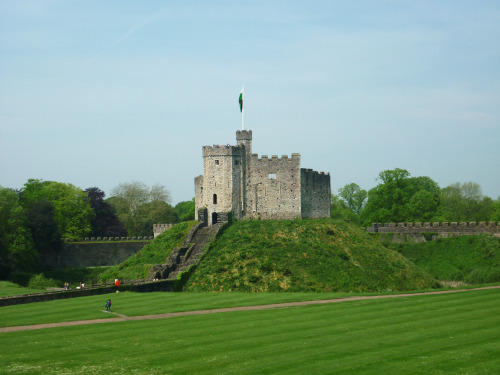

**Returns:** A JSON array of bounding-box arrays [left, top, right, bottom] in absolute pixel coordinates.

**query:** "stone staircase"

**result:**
[[148, 222, 224, 281]]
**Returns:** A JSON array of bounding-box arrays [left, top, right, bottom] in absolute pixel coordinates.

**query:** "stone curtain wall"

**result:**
[[300, 168, 331, 218], [368, 222, 500, 236], [153, 223, 174, 238], [194, 175, 203, 221], [39, 241, 150, 269], [245, 153, 302, 220]]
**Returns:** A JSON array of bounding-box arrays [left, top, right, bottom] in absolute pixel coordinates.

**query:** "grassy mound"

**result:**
[[184, 219, 438, 292], [99, 221, 197, 282], [398, 234, 500, 284]]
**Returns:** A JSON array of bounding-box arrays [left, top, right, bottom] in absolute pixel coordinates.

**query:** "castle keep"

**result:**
[[195, 130, 331, 225]]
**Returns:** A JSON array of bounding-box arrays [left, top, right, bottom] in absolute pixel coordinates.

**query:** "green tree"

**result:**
[[440, 182, 494, 221], [109, 182, 174, 236], [492, 197, 500, 221], [175, 198, 195, 222], [331, 194, 361, 224], [338, 183, 367, 215], [0, 187, 37, 277], [25, 200, 62, 260], [361, 169, 441, 225], [20, 179, 94, 240], [134, 201, 178, 236], [85, 187, 127, 237]]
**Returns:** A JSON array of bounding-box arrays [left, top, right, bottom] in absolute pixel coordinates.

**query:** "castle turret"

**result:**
[[236, 130, 252, 156]]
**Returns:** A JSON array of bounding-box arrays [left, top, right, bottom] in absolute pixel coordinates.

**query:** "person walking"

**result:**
[[105, 299, 112, 312]]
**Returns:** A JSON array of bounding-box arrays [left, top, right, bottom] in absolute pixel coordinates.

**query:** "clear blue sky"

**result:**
[[1, 1, 499, 204]]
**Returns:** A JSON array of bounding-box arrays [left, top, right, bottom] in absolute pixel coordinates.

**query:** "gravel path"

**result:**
[[1, 286, 498, 333]]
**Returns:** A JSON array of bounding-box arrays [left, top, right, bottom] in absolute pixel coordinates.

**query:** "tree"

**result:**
[[85, 187, 127, 237], [175, 198, 195, 222], [109, 182, 174, 236], [492, 197, 500, 221], [133, 201, 178, 236], [331, 194, 361, 224], [111, 182, 163, 214], [25, 200, 62, 260], [20, 179, 94, 240], [0, 187, 37, 277], [440, 182, 494, 221], [338, 183, 367, 215], [361, 169, 441, 225]]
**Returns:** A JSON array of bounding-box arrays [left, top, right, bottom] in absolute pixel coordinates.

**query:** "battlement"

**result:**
[[368, 222, 500, 235], [301, 168, 330, 176], [64, 236, 153, 242], [202, 144, 243, 157], [236, 129, 252, 140], [153, 223, 174, 238], [251, 153, 301, 162]]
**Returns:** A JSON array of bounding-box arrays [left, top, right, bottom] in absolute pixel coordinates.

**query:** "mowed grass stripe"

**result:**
[[1, 291, 367, 328], [2, 289, 499, 374]]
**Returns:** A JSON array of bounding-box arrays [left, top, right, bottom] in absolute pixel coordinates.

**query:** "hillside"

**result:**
[[397, 234, 500, 284], [184, 219, 438, 292], [99, 221, 197, 282]]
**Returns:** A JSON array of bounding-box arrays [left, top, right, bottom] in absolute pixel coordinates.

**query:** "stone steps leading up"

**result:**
[[148, 223, 224, 282]]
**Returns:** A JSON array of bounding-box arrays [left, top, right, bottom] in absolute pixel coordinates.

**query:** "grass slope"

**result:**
[[185, 219, 438, 292], [1, 289, 498, 374], [0, 281, 46, 297], [98, 221, 197, 282], [398, 234, 500, 283]]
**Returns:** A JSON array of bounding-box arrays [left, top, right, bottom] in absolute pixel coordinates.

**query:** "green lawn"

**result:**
[[0, 291, 370, 328], [1, 288, 499, 374], [0, 281, 47, 297]]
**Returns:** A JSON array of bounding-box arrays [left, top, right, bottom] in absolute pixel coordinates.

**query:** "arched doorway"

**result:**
[[212, 212, 218, 225]]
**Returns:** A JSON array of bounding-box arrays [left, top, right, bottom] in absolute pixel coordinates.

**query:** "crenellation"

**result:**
[[368, 221, 500, 238], [153, 223, 174, 238]]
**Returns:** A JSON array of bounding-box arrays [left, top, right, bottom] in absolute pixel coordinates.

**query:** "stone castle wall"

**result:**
[[245, 153, 302, 220], [368, 222, 500, 236], [39, 241, 149, 269], [153, 223, 174, 238], [301, 169, 331, 218]]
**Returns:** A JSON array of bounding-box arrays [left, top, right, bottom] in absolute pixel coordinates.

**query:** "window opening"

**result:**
[[213, 194, 217, 204]]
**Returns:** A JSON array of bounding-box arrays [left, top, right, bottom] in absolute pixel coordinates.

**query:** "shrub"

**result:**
[[28, 273, 59, 288], [9, 272, 33, 286]]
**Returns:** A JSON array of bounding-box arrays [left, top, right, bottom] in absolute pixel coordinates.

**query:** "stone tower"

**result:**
[[194, 141, 246, 226]]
